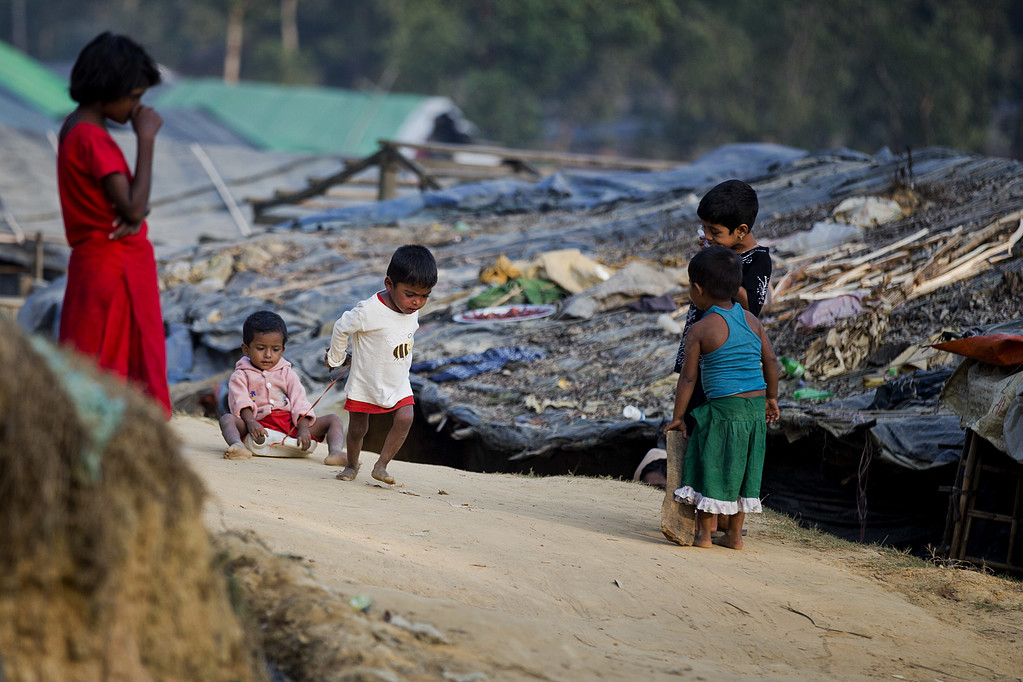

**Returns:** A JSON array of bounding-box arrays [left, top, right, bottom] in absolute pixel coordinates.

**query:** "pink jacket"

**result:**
[[227, 356, 315, 425]]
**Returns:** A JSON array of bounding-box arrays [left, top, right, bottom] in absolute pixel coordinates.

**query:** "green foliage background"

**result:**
[[5, 0, 1022, 159]]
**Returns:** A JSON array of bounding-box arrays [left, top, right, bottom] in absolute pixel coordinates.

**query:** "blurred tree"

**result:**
[[1, 0, 1022, 158]]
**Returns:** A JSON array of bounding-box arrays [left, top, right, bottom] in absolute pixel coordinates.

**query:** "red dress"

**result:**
[[57, 122, 171, 416]]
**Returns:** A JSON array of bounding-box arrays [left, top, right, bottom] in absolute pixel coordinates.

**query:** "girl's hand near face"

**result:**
[[131, 105, 162, 140]]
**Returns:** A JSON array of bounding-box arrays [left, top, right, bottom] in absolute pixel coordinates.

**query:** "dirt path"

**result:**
[[176, 416, 1022, 681]]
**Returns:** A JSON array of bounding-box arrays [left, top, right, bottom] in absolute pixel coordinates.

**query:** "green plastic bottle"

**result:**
[[780, 356, 805, 379], [793, 388, 833, 402]]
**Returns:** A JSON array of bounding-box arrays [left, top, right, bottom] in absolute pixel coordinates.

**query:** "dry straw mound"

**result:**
[[0, 317, 262, 681]]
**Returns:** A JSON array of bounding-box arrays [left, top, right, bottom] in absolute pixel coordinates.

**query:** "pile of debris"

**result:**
[[17, 143, 1023, 548]]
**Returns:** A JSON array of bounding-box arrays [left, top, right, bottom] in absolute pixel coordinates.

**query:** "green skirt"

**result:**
[[674, 396, 766, 514]]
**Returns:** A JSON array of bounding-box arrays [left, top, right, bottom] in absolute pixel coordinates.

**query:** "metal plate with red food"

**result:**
[[452, 303, 557, 323]]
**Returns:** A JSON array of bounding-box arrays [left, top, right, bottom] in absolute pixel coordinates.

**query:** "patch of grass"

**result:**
[[758, 509, 930, 570], [968, 597, 1009, 611], [757, 508, 855, 552]]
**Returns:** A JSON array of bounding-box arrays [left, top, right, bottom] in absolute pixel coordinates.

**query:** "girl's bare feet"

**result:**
[[224, 443, 251, 460], [336, 464, 359, 481], [712, 534, 743, 550], [371, 464, 395, 485], [323, 451, 348, 467]]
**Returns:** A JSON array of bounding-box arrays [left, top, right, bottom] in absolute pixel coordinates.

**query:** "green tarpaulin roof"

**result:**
[[0, 40, 73, 119], [153, 78, 443, 156]]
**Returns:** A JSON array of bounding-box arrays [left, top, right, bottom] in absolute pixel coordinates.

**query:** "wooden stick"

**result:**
[[912, 227, 964, 285], [910, 242, 1011, 297], [843, 228, 929, 267]]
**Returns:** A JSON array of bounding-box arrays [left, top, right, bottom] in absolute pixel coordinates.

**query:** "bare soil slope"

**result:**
[[178, 417, 1023, 681]]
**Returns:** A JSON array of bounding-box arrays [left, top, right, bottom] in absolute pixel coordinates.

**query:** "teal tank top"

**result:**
[[700, 304, 767, 399]]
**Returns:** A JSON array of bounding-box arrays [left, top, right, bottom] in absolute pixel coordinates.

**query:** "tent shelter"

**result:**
[[151, 78, 467, 157], [940, 322, 1023, 573]]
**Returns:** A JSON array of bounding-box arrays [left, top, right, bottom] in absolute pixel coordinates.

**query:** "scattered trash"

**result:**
[[522, 248, 614, 295], [657, 313, 683, 335], [386, 614, 448, 644], [243, 429, 314, 458], [465, 278, 564, 309], [780, 356, 806, 380], [795, 294, 865, 331], [629, 292, 678, 313], [622, 405, 645, 420], [793, 388, 834, 402], [349, 594, 373, 612], [525, 395, 579, 414], [478, 254, 521, 285], [772, 220, 863, 256], [453, 303, 557, 323], [804, 304, 891, 379], [560, 260, 683, 319], [832, 196, 905, 228]]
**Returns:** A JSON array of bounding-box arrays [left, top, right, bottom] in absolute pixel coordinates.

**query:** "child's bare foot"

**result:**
[[692, 532, 713, 548], [336, 464, 359, 481], [371, 465, 395, 485], [323, 451, 348, 467], [224, 443, 251, 460], [712, 534, 743, 550]]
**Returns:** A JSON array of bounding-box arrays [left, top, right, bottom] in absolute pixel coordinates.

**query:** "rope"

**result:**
[[856, 439, 873, 543], [267, 366, 347, 446]]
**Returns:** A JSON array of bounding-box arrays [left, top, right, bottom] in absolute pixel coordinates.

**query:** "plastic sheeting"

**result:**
[[283, 143, 809, 229], [19, 142, 1023, 482], [777, 370, 963, 471]]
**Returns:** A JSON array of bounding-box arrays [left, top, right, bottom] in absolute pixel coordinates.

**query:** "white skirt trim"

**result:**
[[674, 487, 762, 514]]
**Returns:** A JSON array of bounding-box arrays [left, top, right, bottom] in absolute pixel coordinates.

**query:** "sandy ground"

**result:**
[[175, 416, 1023, 681]]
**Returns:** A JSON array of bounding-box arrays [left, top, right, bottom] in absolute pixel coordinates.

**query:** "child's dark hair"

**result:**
[[689, 246, 742, 300], [69, 32, 161, 105], [243, 310, 288, 346], [697, 179, 759, 233], [386, 245, 438, 288]]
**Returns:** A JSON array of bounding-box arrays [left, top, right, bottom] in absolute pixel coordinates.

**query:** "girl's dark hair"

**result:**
[[243, 311, 289, 346], [69, 32, 161, 104], [688, 245, 742, 300], [386, 244, 438, 288], [697, 179, 759, 233]]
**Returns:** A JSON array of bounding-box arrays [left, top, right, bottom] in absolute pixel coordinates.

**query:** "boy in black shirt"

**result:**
[[673, 179, 771, 382], [661, 180, 771, 531]]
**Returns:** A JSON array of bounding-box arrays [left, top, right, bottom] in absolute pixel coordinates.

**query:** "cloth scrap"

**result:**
[[411, 346, 546, 382], [628, 292, 678, 313]]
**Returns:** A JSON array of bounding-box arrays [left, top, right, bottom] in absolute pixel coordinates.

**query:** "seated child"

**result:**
[[220, 310, 345, 461], [663, 246, 780, 549], [324, 244, 437, 485]]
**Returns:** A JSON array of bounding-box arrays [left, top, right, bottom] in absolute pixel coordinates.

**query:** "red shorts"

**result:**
[[344, 395, 415, 414], [257, 409, 323, 442]]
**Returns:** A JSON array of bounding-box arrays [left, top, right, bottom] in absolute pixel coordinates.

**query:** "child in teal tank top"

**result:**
[[663, 246, 780, 549]]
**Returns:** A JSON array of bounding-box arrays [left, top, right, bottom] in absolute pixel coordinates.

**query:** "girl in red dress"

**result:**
[[57, 33, 171, 416]]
